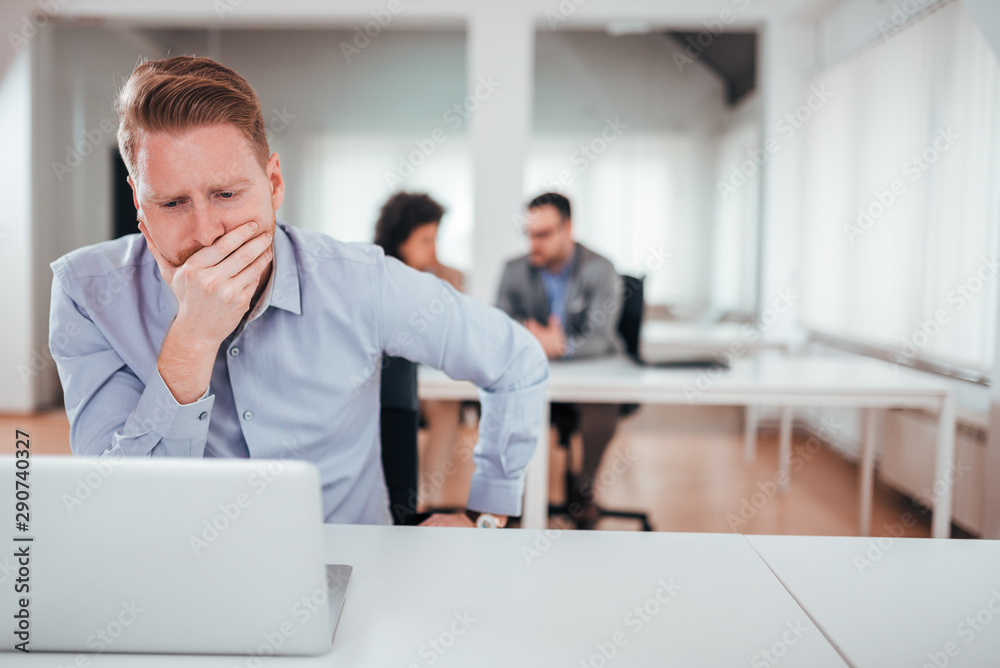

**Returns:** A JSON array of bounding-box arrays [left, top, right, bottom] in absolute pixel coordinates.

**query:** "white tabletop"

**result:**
[[746, 534, 1000, 667], [12, 526, 847, 667], [419, 354, 951, 408]]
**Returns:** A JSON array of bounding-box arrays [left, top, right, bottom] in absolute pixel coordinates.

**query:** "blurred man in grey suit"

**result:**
[[497, 192, 623, 528]]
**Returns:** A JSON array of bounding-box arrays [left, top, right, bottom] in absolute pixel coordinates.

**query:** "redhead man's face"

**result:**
[[128, 123, 283, 268]]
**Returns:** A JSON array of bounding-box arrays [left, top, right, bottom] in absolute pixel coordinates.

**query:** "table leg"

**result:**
[[744, 406, 758, 465], [859, 408, 877, 537], [522, 397, 551, 530], [931, 394, 957, 539], [778, 407, 792, 493]]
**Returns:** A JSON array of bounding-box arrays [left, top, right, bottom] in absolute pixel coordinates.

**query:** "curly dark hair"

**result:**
[[373, 192, 446, 260]]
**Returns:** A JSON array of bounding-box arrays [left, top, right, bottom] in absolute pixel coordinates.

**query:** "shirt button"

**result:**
[[230, 347, 240, 357], [198, 412, 208, 421], [243, 410, 253, 422]]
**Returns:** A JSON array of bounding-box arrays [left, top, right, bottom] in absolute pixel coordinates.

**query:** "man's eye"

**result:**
[[163, 201, 179, 209], [218, 191, 235, 199]]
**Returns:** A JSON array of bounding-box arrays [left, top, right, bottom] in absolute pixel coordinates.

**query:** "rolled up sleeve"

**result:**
[[376, 252, 549, 517]]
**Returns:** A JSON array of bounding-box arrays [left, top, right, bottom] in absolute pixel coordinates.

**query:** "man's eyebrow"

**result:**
[[209, 178, 252, 191], [147, 178, 253, 201]]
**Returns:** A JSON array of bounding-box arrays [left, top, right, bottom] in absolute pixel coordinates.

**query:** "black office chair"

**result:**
[[547, 274, 653, 531], [379, 355, 421, 525]]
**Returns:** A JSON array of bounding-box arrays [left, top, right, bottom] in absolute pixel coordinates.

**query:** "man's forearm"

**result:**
[[157, 318, 219, 405]]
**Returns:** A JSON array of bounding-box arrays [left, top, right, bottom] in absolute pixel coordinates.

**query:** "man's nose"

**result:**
[[189, 203, 226, 248]]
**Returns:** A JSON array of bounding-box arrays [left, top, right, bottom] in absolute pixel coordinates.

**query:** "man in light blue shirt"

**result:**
[[48, 56, 548, 527]]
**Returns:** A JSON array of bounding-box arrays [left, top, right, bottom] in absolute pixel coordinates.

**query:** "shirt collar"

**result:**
[[262, 222, 302, 316], [542, 244, 577, 280]]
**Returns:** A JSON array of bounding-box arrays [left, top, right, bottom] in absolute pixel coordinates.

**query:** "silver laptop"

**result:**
[[0, 455, 351, 656]]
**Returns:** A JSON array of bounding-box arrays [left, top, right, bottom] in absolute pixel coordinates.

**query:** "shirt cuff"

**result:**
[[131, 369, 216, 441], [466, 473, 526, 517]]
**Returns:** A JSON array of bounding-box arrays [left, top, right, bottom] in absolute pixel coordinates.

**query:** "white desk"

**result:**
[[419, 355, 956, 538], [746, 534, 1000, 667], [12, 526, 848, 667], [640, 320, 790, 360]]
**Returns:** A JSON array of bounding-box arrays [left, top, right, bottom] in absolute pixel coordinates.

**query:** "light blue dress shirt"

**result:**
[[48, 222, 549, 524]]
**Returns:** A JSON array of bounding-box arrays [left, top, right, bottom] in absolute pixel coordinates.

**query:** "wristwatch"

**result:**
[[466, 510, 506, 528]]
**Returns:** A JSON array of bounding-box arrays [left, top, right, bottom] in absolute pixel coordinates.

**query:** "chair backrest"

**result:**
[[617, 274, 644, 361], [379, 355, 419, 525]]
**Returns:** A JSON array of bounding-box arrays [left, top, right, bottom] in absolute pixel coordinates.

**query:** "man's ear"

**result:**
[[267, 152, 285, 211]]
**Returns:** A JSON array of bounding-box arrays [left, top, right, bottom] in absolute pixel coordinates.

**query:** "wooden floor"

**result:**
[[1, 406, 934, 538]]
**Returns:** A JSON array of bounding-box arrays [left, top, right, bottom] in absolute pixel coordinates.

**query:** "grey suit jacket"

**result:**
[[496, 243, 624, 359]]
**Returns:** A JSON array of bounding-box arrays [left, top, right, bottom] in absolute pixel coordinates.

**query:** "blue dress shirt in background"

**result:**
[[48, 222, 549, 524], [539, 247, 577, 358]]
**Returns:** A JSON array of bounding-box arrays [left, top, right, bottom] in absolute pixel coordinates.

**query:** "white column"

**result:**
[[466, 10, 534, 305], [756, 18, 814, 332]]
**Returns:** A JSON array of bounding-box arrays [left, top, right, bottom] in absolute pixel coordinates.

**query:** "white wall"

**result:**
[[0, 50, 34, 411]]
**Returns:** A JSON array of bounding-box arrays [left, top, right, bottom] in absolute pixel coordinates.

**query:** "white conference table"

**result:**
[[418, 354, 956, 538], [11, 525, 848, 667], [747, 534, 1000, 667]]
